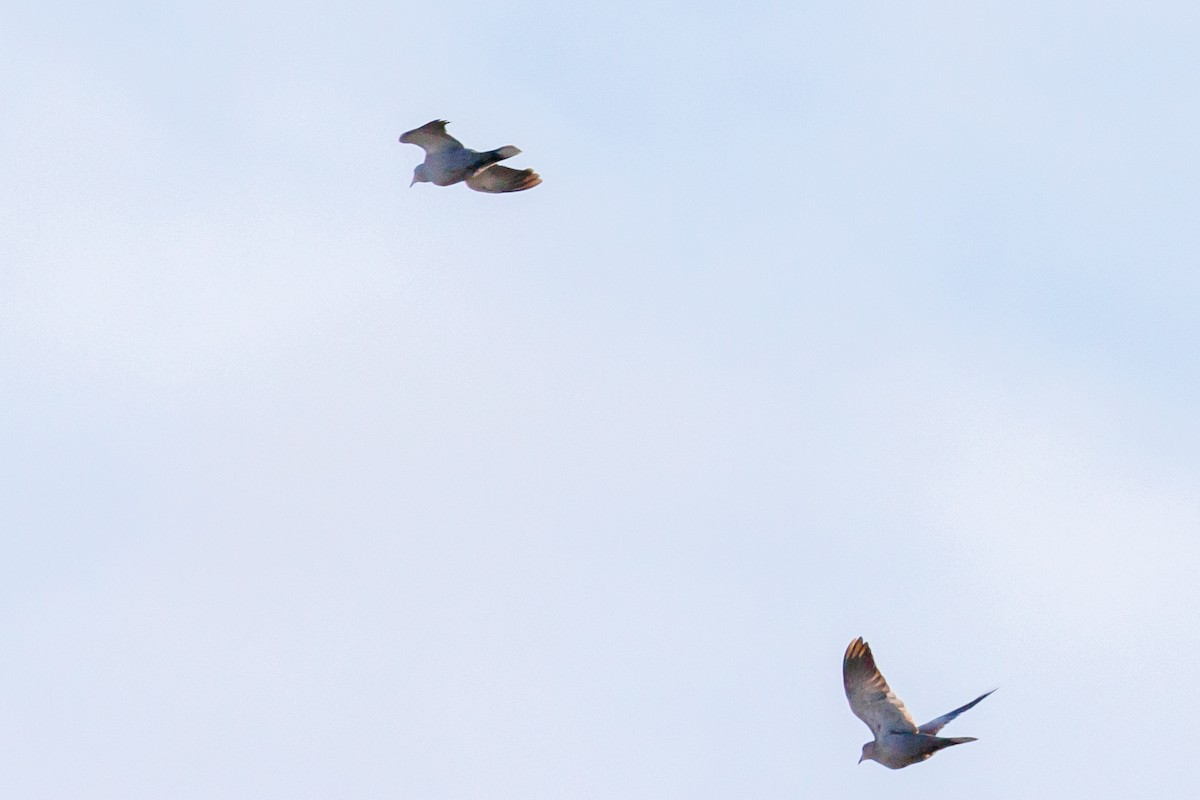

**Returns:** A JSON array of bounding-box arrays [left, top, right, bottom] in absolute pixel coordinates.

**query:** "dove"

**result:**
[[399, 120, 542, 193], [843, 637, 994, 770]]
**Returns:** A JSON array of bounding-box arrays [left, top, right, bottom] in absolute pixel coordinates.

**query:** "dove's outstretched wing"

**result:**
[[843, 638, 918, 737], [466, 165, 542, 193], [399, 120, 463, 154], [918, 689, 996, 735]]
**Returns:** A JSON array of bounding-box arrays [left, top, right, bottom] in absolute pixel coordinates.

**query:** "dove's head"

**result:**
[[858, 742, 877, 765], [410, 164, 429, 187]]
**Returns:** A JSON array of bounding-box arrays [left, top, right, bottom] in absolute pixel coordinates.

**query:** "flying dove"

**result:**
[[399, 120, 542, 193], [843, 637, 994, 770]]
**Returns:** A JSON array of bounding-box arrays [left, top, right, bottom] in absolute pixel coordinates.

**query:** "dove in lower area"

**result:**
[[399, 120, 541, 193], [843, 637, 994, 770]]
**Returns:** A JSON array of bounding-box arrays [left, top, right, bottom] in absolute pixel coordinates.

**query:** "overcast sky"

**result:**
[[3, 2, 1199, 798]]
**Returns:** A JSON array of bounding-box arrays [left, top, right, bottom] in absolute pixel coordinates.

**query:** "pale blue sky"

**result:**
[[3, 1, 1199, 798]]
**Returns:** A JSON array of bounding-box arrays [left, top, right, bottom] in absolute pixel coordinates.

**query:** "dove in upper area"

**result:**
[[399, 120, 541, 193], [843, 637, 995, 770]]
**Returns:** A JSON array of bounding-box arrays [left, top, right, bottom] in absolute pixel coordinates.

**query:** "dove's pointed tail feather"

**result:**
[[933, 736, 977, 752], [465, 147, 522, 175]]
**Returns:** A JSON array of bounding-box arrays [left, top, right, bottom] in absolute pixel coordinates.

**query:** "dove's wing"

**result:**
[[918, 688, 996, 735], [399, 120, 463, 154], [843, 637, 918, 738], [465, 165, 542, 193]]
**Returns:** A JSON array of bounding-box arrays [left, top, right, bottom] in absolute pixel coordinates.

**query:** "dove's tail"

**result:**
[[933, 736, 977, 751], [488, 146, 521, 161], [469, 146, 521, 174]]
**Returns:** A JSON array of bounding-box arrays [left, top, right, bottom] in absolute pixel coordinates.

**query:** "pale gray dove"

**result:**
[[399, 120, 542, 193], [843, 637, 994, 769]]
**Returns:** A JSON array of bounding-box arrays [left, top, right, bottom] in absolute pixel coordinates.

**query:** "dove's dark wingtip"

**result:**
[[399, 120, 451, 144], [844, 636, 870, 661]]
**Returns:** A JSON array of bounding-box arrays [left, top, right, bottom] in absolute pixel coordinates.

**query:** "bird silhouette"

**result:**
[[844, 637, 995, 769], [399, 120, 541, 193]]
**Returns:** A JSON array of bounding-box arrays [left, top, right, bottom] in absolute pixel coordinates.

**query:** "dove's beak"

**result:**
[[409, 176, 417, 187], [857, 754, 865, 765]]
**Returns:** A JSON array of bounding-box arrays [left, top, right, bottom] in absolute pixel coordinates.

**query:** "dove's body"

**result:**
[[861, 732, 978, 770], [843, 637, 994, 770], [400, 120, 541, 193], [418, 145, 522, 186]]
